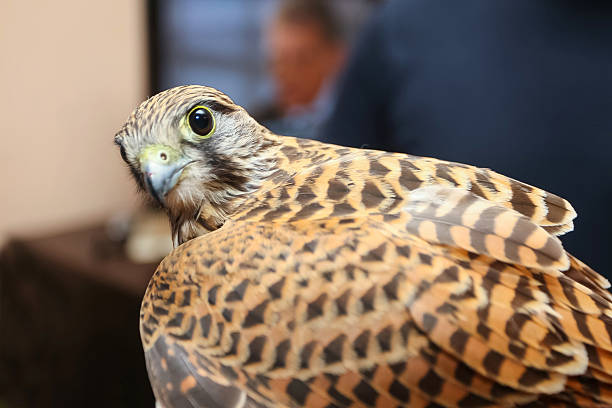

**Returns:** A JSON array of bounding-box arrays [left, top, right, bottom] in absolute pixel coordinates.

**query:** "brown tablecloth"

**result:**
[[0, 225, 158, 407]]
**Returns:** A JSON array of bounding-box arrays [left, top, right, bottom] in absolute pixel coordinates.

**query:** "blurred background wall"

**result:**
[[0, 1, 146, 244]]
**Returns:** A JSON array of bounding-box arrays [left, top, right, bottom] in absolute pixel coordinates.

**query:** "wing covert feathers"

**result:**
[[401, 186, 569, 271], [140, 137, 608, 407], [235, 138, 576, 236]]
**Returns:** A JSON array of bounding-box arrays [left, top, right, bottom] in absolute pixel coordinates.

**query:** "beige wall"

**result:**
[[0, 1, 147, 241]]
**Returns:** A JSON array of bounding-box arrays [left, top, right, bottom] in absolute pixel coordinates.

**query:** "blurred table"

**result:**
[[0, 224, 158, 408]]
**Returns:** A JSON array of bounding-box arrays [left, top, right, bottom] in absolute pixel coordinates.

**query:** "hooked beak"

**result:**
[[139, 145, 192, 205]]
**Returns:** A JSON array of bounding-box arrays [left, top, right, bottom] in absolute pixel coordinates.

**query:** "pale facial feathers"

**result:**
[[115, 85, 282, 244]]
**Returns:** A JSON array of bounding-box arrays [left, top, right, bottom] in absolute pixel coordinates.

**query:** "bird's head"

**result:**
[[115, 85, 279, 244]]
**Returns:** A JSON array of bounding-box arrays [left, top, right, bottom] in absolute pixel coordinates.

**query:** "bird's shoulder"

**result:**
[[233, 137, 576, 236]]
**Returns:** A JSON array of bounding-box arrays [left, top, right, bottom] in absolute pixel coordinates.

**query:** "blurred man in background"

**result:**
[[321, 0, 612, 276], [257, 0, 347, 139]]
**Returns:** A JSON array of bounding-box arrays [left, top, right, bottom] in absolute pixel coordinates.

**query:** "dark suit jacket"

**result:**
[[321, 0, 612, 277]]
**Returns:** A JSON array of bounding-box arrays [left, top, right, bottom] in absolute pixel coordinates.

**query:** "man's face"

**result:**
[[267, 20, 344, 111]]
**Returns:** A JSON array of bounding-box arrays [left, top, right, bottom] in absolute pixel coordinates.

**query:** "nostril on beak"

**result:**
[[138, 145, 192, 206]]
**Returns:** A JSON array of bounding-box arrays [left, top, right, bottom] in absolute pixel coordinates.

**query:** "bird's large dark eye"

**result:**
[[187, 106, 215, 138]]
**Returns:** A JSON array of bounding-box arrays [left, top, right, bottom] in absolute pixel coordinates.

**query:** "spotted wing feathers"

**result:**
[[237, 140, 576, 239], [142, 210, 612, 407], [144, 335, 249, 408], [401, 186, 568, 271]]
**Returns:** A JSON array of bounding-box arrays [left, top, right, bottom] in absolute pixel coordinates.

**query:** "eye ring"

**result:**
[[187, 105, 215, 138]]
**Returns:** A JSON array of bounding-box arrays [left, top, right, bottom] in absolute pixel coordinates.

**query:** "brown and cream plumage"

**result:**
[[115, 85, 612, 408]]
